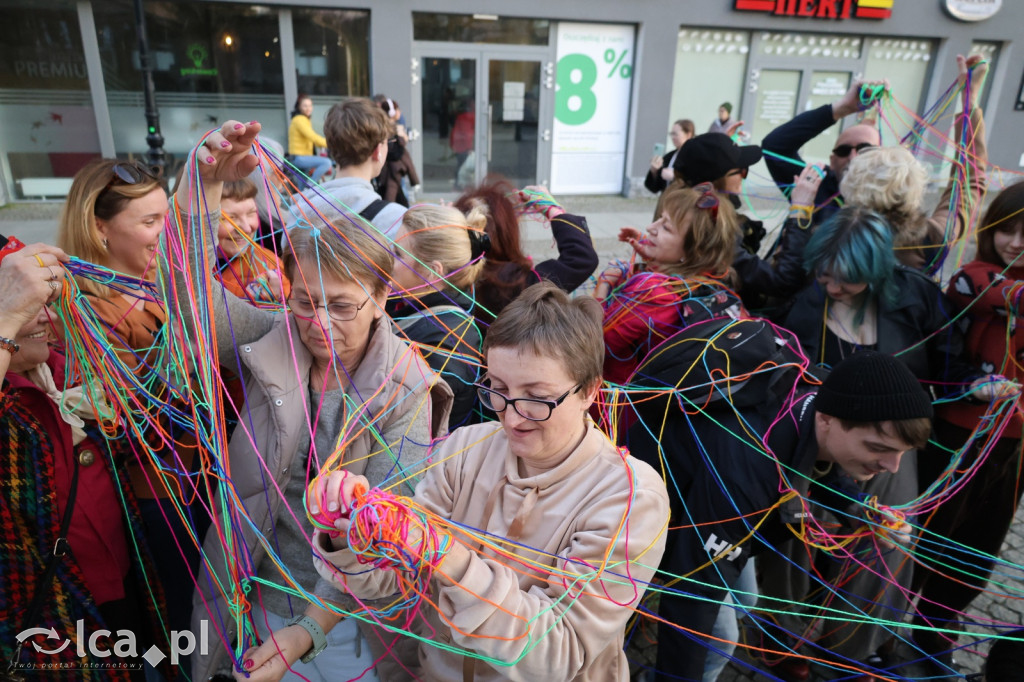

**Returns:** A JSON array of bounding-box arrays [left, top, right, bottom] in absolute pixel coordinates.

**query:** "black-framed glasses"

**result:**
[[832, 142, 875, 158], [726, 167, 748, 179], [474, 382, 581, 422], [98, 161, 160, 199], [692, 182, 720, 223], [288, 295, 371, 321]]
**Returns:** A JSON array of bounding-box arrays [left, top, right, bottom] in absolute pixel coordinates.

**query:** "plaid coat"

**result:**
[[0, 352, 171, 680]]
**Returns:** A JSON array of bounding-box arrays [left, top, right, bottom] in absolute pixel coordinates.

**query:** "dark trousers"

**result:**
[[913, 418, 1024, 651]]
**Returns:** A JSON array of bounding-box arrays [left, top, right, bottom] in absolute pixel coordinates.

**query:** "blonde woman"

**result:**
[[389, 203, 488, 426]]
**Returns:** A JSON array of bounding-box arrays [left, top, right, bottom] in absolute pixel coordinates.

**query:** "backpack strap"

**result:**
[[359, 198, 389, 222], [394, 305, 470, 331]]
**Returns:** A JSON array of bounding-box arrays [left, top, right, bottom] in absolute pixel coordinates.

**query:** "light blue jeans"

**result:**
[[703, 561, 759, 681], [290, 154, 333, 183]]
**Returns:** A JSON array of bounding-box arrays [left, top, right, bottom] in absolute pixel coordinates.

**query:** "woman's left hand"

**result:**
[[957, 54, 988, 111], [969, 375, 1020, 402], [791, 164, 824, 207], [192, 120, 263, 184]]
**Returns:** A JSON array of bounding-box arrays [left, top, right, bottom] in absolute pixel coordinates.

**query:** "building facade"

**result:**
[[0, 0, 1019, 201]]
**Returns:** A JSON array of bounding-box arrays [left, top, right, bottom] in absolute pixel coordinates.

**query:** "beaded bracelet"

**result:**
[[0, 336, 19, 354]]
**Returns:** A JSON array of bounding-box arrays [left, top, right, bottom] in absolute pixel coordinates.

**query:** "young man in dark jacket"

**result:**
[[629, 350, 933, 682]]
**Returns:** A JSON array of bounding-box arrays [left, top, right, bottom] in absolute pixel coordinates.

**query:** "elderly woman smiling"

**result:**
[[308, 281, 670, 681], [170, 121, 452, 682]]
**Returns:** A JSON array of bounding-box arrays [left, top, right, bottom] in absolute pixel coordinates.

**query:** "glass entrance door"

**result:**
[[418, 57, 477, 193], [413, 47, 550, 193], [483, 59, 541, 188]]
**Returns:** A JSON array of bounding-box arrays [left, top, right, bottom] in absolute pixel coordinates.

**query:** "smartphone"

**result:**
[[653, 142, 666, 157]]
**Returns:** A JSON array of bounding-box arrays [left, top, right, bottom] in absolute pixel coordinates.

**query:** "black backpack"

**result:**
[[627, 316, 821, 423]]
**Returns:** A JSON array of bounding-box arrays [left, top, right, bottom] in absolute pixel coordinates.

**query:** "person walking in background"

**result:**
[[708, 102, 734, 134], [288, 94, 333, 183], [645, 119, 695, 195], [450, 99, 476, 189]]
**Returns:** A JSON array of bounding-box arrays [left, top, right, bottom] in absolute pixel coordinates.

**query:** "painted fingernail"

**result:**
[[234, 123, 244, 130], [206, 156, 215, 163], [244, 659, 254, 670], [328, 501, 338, 512], [221, 141, 231, 148], [309, 505, 319, 515], [249, 120, 258, 125]]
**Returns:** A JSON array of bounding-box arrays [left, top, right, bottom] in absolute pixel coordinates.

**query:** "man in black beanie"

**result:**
[[629, 350, 933, 682]]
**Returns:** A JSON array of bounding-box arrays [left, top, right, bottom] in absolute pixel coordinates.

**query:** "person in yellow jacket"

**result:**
[[288, 94, 333, 183]]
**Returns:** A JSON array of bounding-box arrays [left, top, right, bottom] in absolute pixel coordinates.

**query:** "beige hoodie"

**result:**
[[314, 421, 670, 681]]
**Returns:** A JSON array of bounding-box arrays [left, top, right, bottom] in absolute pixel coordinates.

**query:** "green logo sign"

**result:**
[[181, 42, 217, 77]]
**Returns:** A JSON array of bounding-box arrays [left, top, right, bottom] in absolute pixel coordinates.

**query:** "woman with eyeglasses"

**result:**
[[54, 158, 208, 662], [308, 281, 669, 681], [838, 54, 989, 275], [595, 183, 746, 385], [388, 204, 488, 428], [170, 121, 452, 682], [760, 205, 1013, 676]]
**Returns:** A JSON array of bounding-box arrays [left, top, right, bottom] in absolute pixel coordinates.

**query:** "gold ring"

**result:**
[[34, 254, 45, 267]]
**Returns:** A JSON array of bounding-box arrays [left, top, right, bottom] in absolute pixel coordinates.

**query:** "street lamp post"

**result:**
[[132, 0, 166, 173]]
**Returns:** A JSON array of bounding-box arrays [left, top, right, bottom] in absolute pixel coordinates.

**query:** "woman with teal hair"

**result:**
[[758, 206, 1005, 678]]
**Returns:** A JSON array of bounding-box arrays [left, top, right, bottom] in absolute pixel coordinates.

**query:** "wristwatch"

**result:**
[[286, 614, 328, 664]]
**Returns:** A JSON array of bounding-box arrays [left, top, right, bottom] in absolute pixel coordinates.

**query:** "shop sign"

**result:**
[[180, 43, 218, 77], [944, 0, 1001, 22], [735, 0, 894, 20], [551, 22, 635, 194]]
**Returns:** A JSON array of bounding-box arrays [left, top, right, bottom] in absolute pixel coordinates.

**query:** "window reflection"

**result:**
[[94, 1, 283, 95], [291, 9, 370, 97], [413, 13, 550, 46]]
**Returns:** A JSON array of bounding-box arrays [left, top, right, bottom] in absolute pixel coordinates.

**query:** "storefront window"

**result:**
[[667, 29, 749, 146], [291, 8, 370, 97], [0, 0, 101, 198], [95, 1, 283, 95], [413, 13, 550, 46], [863, 38, 935, 146], [93, 2, 288, 175]]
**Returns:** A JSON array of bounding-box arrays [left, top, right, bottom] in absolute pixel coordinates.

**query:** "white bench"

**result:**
[[17, 177, 75, 200]]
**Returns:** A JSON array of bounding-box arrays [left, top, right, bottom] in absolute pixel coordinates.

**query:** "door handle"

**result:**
[[487, 104, 493, 163], [542, 129, 551, 142]]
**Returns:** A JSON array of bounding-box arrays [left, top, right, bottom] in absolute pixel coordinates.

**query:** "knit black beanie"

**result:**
[[816, 351, 933, 422]]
